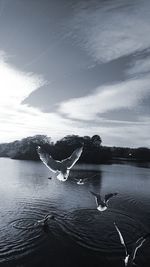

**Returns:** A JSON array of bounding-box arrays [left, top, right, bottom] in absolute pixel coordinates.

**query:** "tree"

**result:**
[[56, 135, 83, 147], [91, 135, 102, 147]]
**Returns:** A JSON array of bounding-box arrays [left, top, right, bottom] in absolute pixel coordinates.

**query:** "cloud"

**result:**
[[98, 122, 150, 148], [57, 56, 150, 147], [127, 56, 150, 76], [58, 0, 150, 148], [0, 59, 44, 106], [70, 0, 150, 62], [0, 52, 80, 143], [59, 77, 150, 121], [0, 46, 150, 148]]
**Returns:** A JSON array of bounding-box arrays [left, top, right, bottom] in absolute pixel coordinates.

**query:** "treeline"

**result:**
[[0, 134, 111, 164], [0, 134, 150, 163]]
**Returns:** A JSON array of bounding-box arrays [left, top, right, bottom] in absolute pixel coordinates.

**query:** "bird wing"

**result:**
[[74, 178, 79, 181], [104, 192, 118, 204], [37, 146, 59, 172], [62, 147, 83, 169], [90, 191, 103, 206], [83, 174, 99, 181], [130, 236, 146, 262], [73, 177, 82, 182], [114, 222, 128, 258]]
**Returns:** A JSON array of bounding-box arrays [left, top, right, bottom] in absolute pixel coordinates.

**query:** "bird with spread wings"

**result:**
[[37, 146, 83, 182]]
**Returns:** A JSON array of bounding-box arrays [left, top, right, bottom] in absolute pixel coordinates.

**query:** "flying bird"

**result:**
[[74, 174, 98, 185], [114, 222, 148, 266], [37, 146, 83, 182], [90, 191, 118, 211]]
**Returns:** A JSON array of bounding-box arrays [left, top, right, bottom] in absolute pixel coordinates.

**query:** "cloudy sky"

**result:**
[[0, 0, 150, 147]]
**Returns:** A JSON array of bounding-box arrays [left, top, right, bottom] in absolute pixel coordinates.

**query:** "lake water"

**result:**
[[0, 158, 150, 267]]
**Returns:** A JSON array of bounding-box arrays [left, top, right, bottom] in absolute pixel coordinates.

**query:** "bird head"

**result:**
[[44, 214, 55, 220]]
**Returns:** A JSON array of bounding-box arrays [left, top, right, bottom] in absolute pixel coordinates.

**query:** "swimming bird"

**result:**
[[75, 174, 98, 185], [90, 191, 118, 211], [35, 214, 55, 227], [114, 222, 148, 266], [37, 146, 83, 182], [76, 179, 85, 185]]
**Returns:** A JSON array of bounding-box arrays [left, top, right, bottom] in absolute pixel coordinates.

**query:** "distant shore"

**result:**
[[0, 134, 150, 164]]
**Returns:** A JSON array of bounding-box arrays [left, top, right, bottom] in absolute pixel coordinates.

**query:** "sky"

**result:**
[[0, 0, 150, 147]]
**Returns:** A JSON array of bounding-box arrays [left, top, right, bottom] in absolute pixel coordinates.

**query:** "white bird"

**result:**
[[37, 146, 83, 182], [90, 191, 118, 211], [76, 179, 84, 185], [75, 174, 98, 185], [114, 222, 147, 266], [35, 214, 55, 227]]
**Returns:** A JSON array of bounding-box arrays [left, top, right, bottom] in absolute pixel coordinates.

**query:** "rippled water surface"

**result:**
[[0, 158, 150, 266]]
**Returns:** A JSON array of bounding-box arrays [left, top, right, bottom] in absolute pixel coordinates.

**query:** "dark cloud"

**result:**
[[23, 55, 129, 112]]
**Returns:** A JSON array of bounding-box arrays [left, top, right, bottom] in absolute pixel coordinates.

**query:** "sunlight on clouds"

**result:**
[[0, 60, 44, 106], [0, 53, 78, 143], [59, 77, 150, 120]]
